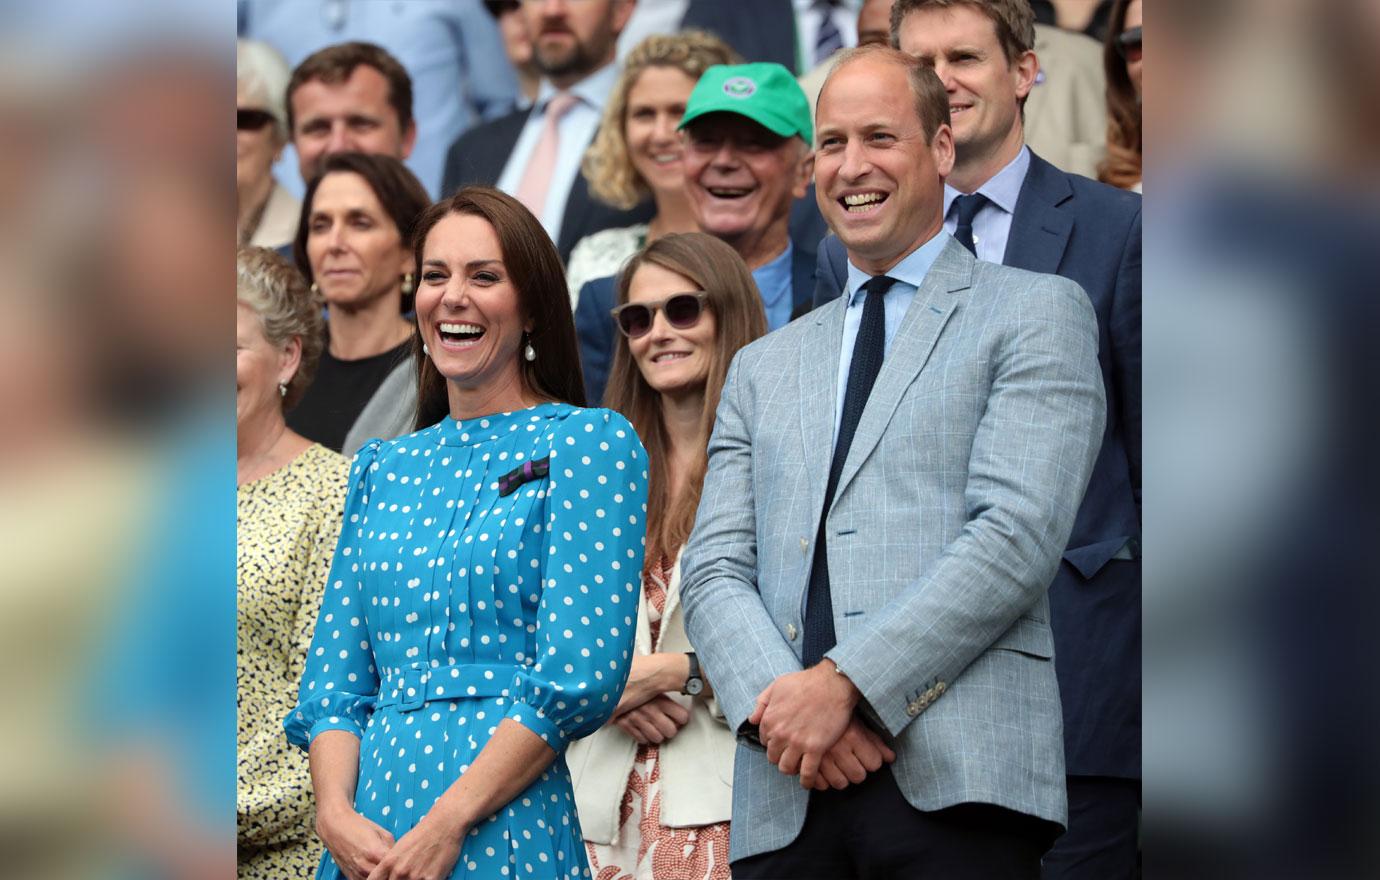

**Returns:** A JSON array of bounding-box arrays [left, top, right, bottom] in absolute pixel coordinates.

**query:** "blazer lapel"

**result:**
[[1003, 151, 1073, 274], [800, 299, 846, 514], [832, 239, 971, 505]]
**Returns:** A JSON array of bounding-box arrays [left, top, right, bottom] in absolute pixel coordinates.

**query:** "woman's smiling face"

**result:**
[[415, 212, 529, 400], [626, 261, 716, 399]]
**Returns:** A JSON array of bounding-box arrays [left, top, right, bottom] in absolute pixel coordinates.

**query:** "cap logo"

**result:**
[[722, 76, 757, 99]]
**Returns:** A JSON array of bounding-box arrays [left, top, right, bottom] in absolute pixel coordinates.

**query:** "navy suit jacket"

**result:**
[[817, 152, 1142, 779], [577, 241, 817, 407], [680, 0, 799, 72], [440, 107, 654, 264]]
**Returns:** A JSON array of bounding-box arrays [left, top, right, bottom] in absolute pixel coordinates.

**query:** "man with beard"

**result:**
[[442, 0, 653, 263]]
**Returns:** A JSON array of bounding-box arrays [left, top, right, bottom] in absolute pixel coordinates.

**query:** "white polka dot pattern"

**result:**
[[283, 403, 648, 879]]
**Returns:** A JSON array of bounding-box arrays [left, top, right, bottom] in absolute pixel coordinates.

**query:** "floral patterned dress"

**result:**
[[238, 444, 350, 878], [585, 554, 733, 880]]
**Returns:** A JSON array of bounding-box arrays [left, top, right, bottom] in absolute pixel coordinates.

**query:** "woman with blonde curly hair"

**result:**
[[565, 31, 739, 307]]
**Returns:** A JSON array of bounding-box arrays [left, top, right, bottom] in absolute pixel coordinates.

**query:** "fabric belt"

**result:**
[[376, 663, 516, 712]]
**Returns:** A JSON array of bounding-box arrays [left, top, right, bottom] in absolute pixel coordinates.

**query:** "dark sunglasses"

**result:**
[[237, 108, 276, 131], [611, 291, 709, 339], [1115, 25, 1142, 60]]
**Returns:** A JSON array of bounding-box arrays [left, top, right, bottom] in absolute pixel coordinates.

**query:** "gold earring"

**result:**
[[310, 282, 320, 296]]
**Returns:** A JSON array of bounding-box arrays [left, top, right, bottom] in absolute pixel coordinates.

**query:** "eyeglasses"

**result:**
[[238, 108, 276, 131], [1115, 25, 1142, 61], [611, 292, 709, 338]]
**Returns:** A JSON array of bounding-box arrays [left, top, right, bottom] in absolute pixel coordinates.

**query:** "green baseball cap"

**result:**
[[678, 62, 813, 145]]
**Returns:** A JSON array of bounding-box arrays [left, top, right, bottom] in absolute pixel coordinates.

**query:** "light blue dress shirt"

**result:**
[[752, 243, 796, 332], [942, 145, 1031, 264], [835, 231, 951, 444], [496, 64, 620, 251], [244, 0, 519, 199]]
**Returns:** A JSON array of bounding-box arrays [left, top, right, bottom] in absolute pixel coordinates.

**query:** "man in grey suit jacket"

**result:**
[[681, 46, 1105, 878], [815, 4, 1143, 875]]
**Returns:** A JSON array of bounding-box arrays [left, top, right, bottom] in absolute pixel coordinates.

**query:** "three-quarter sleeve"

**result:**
[[284, 441, 384, 750], [504, 410, 648, 751]]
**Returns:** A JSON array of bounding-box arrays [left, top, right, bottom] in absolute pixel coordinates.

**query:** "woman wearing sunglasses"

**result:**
[[567, 233, 767, 880], [237, 39, 299, 249], [1098, 0, 1142, 192]]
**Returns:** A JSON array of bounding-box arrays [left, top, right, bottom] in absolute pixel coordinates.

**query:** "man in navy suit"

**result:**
[[575, 62, 820, 405], [440, 0, 652, 264], [815, 3, 1140, 876]]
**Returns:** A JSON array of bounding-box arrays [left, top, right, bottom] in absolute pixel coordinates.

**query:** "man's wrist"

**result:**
[[820, 657, 862, 707]]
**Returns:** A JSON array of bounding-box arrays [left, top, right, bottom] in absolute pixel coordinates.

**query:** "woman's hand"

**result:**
[[613, 653, 689, 716], [614, 694, 691, 744], [364, 808, 467, 880], [315, 802, 396, 880]]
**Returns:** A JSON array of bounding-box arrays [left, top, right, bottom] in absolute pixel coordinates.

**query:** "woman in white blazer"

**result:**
[[568, 234, 767, 879]]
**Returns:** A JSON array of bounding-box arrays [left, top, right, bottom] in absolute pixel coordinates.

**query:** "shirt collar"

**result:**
[[844, 229, 949, 306], [534, 62, 621, 114], [752, 242, 795, 306], [943, 144, 1030, 218]]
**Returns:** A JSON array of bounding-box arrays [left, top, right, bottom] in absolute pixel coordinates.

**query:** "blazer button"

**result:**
[[935, 681, 947, 695], [906, 702, 921, 717], [800, 537, 809, 555], [786, 623, 798, 641]]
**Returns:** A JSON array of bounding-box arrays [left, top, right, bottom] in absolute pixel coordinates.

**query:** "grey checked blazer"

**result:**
[[680, 237, 1106, 862]]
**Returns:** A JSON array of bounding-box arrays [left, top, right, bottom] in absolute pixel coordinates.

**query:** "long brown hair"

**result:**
[[1097, 0, 1142, 189], [604, 233, 767, 563], [411, 186, 586, 429]]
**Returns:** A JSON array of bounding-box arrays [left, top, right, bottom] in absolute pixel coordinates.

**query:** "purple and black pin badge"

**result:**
[[497, 456, 551, 497]]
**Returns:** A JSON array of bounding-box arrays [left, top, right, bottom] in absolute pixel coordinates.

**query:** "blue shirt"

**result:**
[[753, 243, 796, 331], [496, 64, 621, 250], [835, 231, 950, 444], [244, 0, 519, 198], [942, 145, 1030, 264]]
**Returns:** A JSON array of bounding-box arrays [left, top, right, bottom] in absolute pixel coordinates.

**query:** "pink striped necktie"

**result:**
[[515, 91, 579, 217]]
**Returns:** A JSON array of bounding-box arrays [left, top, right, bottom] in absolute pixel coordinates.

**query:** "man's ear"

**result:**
[[931, 124, 955, 178], [611, 0, 637, 37], [1013, 49, 1039, 102], [794, 147, 816, 200], [400, 120, 418, 160]]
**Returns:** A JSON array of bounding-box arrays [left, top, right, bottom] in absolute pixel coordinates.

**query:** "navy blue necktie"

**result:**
[[952, 192, 989, 255], [813, 0, 844, 65], [802, 275, 897, 667]]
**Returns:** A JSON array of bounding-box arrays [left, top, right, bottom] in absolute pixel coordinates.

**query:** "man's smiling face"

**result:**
[[682, 112, 811, 249], [814, 56, 954, 275]]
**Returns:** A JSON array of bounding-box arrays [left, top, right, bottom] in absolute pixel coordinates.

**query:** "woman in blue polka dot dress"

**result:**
[[285, 187, 648, 880]]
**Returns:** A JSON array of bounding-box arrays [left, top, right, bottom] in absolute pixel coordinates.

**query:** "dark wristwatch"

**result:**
[[681, 652, 705, 696]]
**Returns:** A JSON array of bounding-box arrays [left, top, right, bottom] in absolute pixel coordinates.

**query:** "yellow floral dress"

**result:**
[[237, 444, 350, 879]]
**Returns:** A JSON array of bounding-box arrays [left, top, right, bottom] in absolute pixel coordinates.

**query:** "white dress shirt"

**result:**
[[495, 63, 620, 249]]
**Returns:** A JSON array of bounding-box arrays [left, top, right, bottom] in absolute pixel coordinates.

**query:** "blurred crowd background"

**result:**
[[0, 0, 1377, 877]]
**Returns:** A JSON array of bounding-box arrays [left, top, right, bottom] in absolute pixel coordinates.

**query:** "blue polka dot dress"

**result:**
[[284, 403, 648, 880]]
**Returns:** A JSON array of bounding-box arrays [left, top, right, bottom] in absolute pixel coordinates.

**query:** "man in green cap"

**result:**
[[573, 60, 823, 404], [678, 61, 816, 332]]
